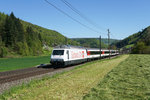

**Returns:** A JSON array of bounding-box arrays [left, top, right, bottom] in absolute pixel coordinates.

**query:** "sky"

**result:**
[[0, 0, 150, 39]]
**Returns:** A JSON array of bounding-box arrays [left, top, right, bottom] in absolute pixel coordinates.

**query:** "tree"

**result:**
[[15, 18, 25, 42], [143, 46, 150, 54], [3, 15, 14, 46], [132, 41, 146, 54], [38, 33, 42, 42]]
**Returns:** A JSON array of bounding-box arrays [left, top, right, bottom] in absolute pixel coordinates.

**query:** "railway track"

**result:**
[[0, 65, 63, 84], [0, 55, 118, 85]]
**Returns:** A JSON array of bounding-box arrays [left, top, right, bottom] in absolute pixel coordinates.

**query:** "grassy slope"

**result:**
[[83, 54, 150, 100], [0, 55, 128, 100], [0, 56, 50, 72]]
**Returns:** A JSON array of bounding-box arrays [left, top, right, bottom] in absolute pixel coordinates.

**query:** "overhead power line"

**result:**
[[61, 0, 106, 31], [44, 0, 102, 34]]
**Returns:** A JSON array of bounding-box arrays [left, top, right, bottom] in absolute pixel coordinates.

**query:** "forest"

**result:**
[[0, 12, 78, 57]]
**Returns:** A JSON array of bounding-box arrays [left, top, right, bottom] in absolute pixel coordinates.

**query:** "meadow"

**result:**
[[0, 56, 50, 72], [83, 54, 150, 100], [0, 55, 128, 100]]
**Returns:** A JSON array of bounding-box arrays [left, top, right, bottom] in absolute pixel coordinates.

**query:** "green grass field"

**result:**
[[0, 56, 50, 72], [0, 55, 128, 100], [83, 54, 150, 100]]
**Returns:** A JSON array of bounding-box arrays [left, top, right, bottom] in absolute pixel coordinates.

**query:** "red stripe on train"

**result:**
[[102, 51, 105, 54], [87, 51, 90, 55]]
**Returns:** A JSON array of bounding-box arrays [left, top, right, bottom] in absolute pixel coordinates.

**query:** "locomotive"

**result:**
[[50, 45, 119, 67]]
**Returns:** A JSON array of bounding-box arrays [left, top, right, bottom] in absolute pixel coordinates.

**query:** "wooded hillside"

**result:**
[[0, 12, 78, 57], [114, 26, 150, 54]]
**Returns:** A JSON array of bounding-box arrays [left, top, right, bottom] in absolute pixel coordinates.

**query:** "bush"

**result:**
[[23, 42, 30, 56], [29, 41, 43, 56], [143, 46, 150, 54], [132, 41, 150, 54], [15, 42, 30, 56], [0, 46, 8, 57], [132, 41, 146, 54]]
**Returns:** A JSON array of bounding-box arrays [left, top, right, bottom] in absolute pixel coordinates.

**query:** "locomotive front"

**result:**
[[50, 49, 66, 66]]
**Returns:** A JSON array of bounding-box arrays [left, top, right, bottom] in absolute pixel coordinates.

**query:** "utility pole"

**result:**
[[99, 35, 101, 59], [108, 29, 110, 59]]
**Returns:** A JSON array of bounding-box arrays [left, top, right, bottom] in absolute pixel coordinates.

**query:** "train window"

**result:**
[[90, 51, 100, 55], [53, 50, 64, 55], [105, 51, 110, 53]]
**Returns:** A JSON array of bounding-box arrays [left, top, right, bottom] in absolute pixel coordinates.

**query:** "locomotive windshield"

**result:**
[[53, 50, 64, 55]]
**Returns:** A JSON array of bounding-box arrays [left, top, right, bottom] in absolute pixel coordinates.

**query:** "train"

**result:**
[[50, 45, 119, 67]]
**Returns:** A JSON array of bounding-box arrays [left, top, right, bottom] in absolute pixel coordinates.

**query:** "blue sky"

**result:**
[[0, 0, 150, 39]]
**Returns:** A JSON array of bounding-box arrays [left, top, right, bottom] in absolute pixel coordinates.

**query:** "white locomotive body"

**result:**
[[50, 45, 87, 66]]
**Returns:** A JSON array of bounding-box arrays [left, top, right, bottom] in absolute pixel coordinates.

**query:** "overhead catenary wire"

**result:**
[[44, 0, 102, 35], [61, 0, 106, 31]]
